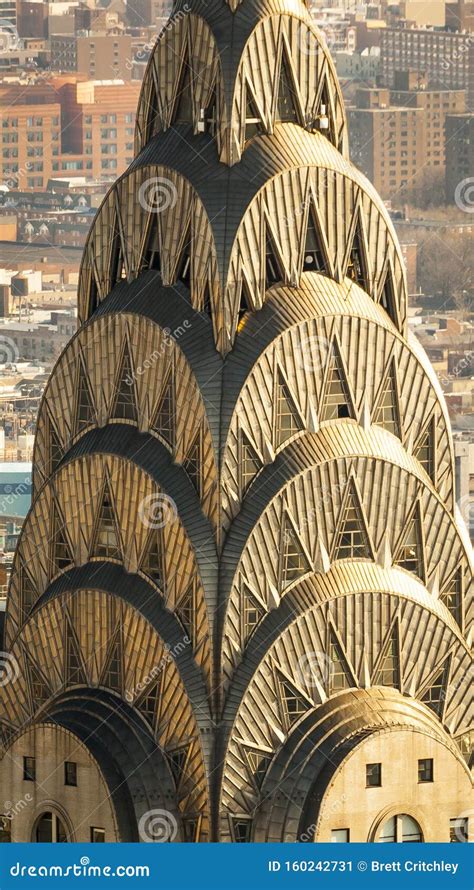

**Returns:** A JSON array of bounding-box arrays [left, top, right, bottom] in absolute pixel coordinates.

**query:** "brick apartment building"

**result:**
[[348, 74, 466, 199], [445, 112, 474, 203], [50, 33, 133, 81], [0, 76, 140, 189], [380, 28, 474, 110]]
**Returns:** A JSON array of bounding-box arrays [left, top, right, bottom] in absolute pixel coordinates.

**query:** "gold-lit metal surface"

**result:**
[[0, 0, 471, 844]]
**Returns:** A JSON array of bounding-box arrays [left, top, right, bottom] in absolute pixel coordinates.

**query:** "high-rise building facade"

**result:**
[[0, 0, 472, 844]]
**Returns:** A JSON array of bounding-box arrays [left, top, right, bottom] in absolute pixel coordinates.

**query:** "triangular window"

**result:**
[[240, 432, 260, 495], [176, 224, 192, 287], [110, 228, 125, 284], [238, 278, 252, 327], [174, 59, 193, 124], [334, 484, 372, 560], [242, 584, 265, 642], [183, 433, 201, 496], [91, 480, 122, 560], [281, 517, 310, 589], [50, 423, 63, 473], [414, 418, 435, 481], [29, 663, 50, 705], [51, 507, 74, 574], [245, 749, 271, 788], [75, 357, 95, 433], [380, 264, 398, 326], [141, 528, 164, 589], [142, 213, 161, 272], [111, 344, 137, 422], [318, 79, 334, 141], [278, 674, 310, 726], [302, 206, 329, 274], [275, 372, 302, 446], [264, 227, 284, 290], [373, 625, 400, 688], [328, 631, 353, 692], [276, 54, 299, 123], [177, 584, 194, 638], [102, 630, 123, 692], [245, 88, 264, 141], [421, 657, 451, 718], [373, 360, 401, 438], [152, 371, 174, 447], [440, 570, 462, 627], [204, 85, 217, 136], [320, 344, 354, 421], [168, 746, 189, 787], [346, 219, 368, 289], [394, 504, 424, 581], [20, 563, 36, 620], [136, 682, 160, 727], [65, 622, 86, 686]]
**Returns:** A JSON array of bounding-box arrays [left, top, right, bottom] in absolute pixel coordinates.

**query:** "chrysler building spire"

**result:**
[[0, 0, 472, 844]]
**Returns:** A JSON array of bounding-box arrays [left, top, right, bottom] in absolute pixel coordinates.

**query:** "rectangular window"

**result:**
[[331, 828, 350, 842], [366, 762, 382, 787], [90, 827, 105, 842], [23, 756, 36, 781], [418, 758, 433, 783], [64, 761, 77, 786], [450, 818, 468, 842]]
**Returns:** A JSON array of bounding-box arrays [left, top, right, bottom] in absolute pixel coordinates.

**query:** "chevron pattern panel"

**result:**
[[0, 0, 471, 844]]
